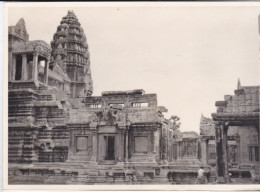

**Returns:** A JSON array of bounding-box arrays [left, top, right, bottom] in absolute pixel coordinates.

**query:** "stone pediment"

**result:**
[[96, 108, 126, 126], [8, 18, 29, 41]]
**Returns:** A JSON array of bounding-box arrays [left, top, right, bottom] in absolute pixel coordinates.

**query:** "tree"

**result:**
[[169, 115, 181, 129]]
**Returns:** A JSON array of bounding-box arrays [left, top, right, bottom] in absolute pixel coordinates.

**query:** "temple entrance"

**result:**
[[105, 136, 115, 160], [98, 133, 117, 162], [15, 55, 22, 80], [97, 126, 118, 163]]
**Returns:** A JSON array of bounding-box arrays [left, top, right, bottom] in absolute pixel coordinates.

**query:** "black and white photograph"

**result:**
[[3, 2, 260, 188]]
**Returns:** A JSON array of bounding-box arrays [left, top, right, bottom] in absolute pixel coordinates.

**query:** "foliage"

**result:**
[[169, 115, 181, 129]]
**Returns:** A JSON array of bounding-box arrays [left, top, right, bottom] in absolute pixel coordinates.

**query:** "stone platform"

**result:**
[[8, 162, 206, 184]]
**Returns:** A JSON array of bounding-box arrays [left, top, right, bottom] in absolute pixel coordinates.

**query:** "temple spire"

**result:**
[[15, 18, 27, 33], [237, 78, 241, 89], [50, 10, 93, 98]]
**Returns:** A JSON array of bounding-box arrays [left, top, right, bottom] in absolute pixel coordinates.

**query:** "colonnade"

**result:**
[[214, 120, 260, 183], [10, 52, 50, 84]]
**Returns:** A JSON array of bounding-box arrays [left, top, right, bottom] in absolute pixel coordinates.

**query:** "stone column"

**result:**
[[215, 122, 224, 182], [176, 142, 180, 160], [236, 136, 241, 167], [222, 123, 229, 182], [119, 129, 125, 162], [116, 127, 125, 162], [161, 127, 167, 162], [215, 121, 230, 183], [125, 129, 129, 162], [8, 51, 13, 81], [179, 142, 183, 159], [200, 137, 208, 165], [153, 128, 160, 162], [256, 122, 260, 183], [91, 132, 97, 162], [12, 54, 16, 81], [21, 54, 27, 81], [44, 59, 50, 84], [32, 53, 38, 81]]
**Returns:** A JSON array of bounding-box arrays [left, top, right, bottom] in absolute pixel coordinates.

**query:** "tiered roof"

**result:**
[[50, 10, 93, 96]]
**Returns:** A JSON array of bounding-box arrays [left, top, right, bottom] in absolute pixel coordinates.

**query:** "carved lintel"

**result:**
[[212, 112, 259, 122]]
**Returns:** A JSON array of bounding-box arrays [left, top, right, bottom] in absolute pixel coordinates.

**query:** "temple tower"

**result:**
[[50, 10, 93, 98], [8, 18, 29, 45], [8, 18, 29, 81]]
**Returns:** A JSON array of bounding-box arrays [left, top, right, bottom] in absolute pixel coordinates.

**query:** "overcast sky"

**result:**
[[8, 4, 260, 133]]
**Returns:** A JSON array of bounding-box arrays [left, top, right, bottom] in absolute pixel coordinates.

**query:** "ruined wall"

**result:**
[[215, 83, 259, 114], [223, 87, 259, 114]]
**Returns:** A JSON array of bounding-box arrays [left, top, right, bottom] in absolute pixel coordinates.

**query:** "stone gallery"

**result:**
[[8, 10, 259, 184], [200, 80, 260, 183]]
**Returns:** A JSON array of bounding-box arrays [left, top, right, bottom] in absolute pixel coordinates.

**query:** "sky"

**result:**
[[7, 4, 260, 133]]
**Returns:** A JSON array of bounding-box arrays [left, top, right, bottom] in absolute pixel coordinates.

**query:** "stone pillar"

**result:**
[[32, 53, 38, 81], [179, 141, 183, 159], [201, 137, 208, 165], [161, 127, 167, 162], [8, 51, 13, 81], [256, 122, 260, 183], [236, 136, 241, 167], [215, 122, 224, 182], [12, 54, 16, 81], [21, 54, 27, 81], [215, 121, 230, 183], [153, 128, 160, 162], [125, 129, 129, 162], [195, 139, 199, 159], [119, 129, 125, 162], [222, 123, 229, 182], [117, 127, 125, 162], [177, 142, 180, 160], [91, 132, 97, 162], [44, 59, 50, 84]]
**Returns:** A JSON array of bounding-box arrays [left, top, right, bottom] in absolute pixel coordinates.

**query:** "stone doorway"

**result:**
[[105, 136, 115, 160], [98, 134, 117, 162], [15, 55, 22, 80]]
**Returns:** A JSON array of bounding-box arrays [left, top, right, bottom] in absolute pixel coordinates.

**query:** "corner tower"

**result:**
[[50, 10, 93, 98], [8, 18, 29, 45]]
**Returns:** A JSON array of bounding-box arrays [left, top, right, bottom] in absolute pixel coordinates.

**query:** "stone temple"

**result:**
[[200, 80, 260, 184], [8, 11, 260, 184]]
